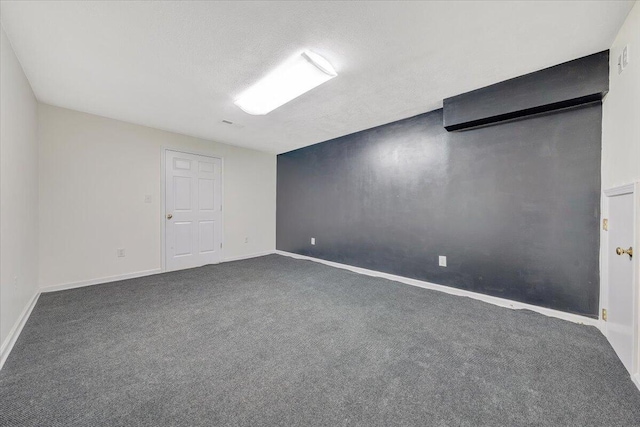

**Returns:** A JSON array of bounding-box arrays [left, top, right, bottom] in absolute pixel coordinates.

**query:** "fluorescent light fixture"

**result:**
[[234, 50, 337, 115]]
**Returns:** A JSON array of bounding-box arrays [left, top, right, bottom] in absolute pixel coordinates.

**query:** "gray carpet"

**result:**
[[1, 254, 639, 426]]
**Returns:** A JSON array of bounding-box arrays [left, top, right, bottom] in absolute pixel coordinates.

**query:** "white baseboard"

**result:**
[[40, 251, 279, 294], [3, 255, 275, 370], [0, 291, 40, 370], [40, 268, 163, 293], [633, 374, 640, 392], [275, 250, 602, 330], [223, 250, 275, 263]]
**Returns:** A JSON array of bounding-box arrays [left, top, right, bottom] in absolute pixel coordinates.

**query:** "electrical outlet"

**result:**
[[622, 44, 630, 68], [13, 275, 18, 288], [244, 237, 249, 244], [311, 237, 316, 245], [117, 248, 126, 257], [439, 256, 447, 267], [619, 45, 631, 74], [618, 53, 624, 74], [144, 195, 152, 203]]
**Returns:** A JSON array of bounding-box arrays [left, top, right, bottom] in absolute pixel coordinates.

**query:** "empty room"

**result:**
[[1, 1, 640, 425]]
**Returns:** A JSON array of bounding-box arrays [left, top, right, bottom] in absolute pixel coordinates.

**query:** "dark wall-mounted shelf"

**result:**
[[443, 50, 609, 131]]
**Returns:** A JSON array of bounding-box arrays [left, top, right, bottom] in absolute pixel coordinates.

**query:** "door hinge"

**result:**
[[602, 218, 608, 231], [602, 308, 607, 321], [220, 243, 222, 249]]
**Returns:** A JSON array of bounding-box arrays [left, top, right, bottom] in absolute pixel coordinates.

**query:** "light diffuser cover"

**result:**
[[234, 51, 337, 115]]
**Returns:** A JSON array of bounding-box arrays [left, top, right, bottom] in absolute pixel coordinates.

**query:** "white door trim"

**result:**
[[600, 182, 639, 379], [161, 147, 224, 272]]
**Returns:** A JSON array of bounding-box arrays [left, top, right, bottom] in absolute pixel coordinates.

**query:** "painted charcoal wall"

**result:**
[[277, 53, 605, 317]]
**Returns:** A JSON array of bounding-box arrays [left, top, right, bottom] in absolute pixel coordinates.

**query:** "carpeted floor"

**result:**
[[1, 254, 639, 426]]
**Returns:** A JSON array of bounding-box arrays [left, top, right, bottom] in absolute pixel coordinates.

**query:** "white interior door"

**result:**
[[165, 150, 222, 271], [605, 186, 637, 375]]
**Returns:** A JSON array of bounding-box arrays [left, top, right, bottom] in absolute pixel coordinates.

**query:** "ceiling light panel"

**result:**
[[234, 50, 337, 115]]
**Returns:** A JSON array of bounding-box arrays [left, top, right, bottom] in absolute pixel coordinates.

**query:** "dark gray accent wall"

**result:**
[[277, 103, 602, 317], [443, 51, 609, 131]]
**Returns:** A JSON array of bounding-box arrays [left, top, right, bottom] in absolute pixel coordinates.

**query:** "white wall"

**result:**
[[0, 26, 39, 348], [38, 104, 276, 289], [602, 0, 640, 190]]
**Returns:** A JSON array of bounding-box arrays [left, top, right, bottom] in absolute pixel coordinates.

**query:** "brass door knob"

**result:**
[[616, 246, 633, 258], [166, 213, 173, 220]]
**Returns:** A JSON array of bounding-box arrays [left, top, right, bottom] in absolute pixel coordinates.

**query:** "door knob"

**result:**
[[616, 246, 633, 258], [166, 213, 173, 220]]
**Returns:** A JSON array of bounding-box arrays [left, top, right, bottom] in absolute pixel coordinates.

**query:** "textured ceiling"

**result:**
[[0, 1, 633, 154]]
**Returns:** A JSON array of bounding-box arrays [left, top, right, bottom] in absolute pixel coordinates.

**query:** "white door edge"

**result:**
[[600, 182, 639, 378]]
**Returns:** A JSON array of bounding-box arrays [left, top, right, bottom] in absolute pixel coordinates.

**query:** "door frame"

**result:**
[[601, 182, 639, 382], [161, 147, 225, 272]]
